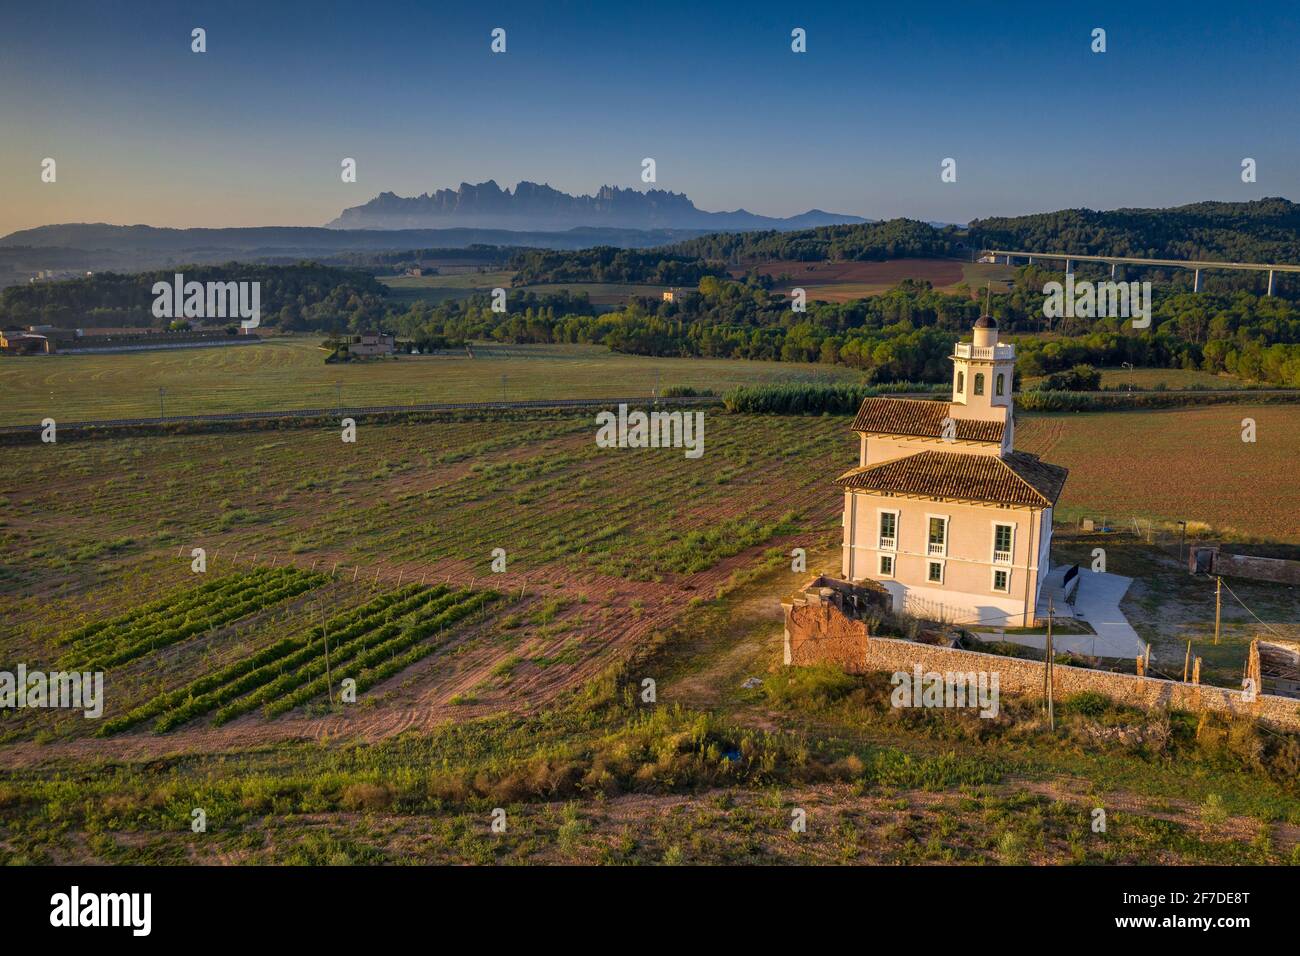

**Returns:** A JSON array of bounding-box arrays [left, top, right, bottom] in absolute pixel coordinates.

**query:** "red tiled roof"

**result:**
[[834, 450, 1068, 507], [851, 397, 1003, 444]]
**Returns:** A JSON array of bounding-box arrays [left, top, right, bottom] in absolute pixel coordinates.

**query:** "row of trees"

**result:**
[[0, 263, 389, 331], [667, 218, 962, 263], [507, 246, 725, 285], [9, 241, 1300, 389], [380, 273, 1300, 387]]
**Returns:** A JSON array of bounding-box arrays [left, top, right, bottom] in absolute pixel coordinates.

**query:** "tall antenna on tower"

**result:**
[[983, 281, 992, 316]]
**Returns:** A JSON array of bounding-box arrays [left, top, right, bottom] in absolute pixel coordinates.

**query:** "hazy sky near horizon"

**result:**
[[2, 0, 1299, 236]]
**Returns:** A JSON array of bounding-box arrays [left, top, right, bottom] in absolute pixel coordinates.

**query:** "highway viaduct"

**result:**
[[981, 249, 1300, 295]]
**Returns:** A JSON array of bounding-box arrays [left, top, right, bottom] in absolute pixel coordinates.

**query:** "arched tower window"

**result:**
[[956, 371, 965, 394], [974, 372, 985, 396], [995, 373, 1005, 396]]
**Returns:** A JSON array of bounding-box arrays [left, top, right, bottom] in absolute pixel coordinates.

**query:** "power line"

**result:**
[[1218, 577, 1292, 640]]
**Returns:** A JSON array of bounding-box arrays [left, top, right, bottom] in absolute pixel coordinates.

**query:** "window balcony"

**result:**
[[927, 542, 946, 556], [878, 536, 896, 551], [993, 550, 1012, 564]]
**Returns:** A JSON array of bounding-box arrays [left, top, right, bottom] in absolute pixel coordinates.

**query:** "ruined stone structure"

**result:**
[[1249, 638, 1300, 699]]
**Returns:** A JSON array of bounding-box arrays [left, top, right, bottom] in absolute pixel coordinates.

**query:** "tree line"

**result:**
[[0, 263, 389, 332], [382, 271, 1300, 388], [507, 247, 726, 285]]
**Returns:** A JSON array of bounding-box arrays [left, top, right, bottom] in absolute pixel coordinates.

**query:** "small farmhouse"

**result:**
[[351, 331, 395, 357], [835, 316, 1067, 627]]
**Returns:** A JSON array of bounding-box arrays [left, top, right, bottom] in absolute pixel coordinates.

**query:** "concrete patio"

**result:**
[[989, 571, 1144, 660]]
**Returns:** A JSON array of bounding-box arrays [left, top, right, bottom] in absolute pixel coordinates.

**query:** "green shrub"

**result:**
[[996, 831, 1026, 865], [764, 665, 859, 708], [1065, 691, 1111, 718], [1039, 364, 1101, 391], [1200, 793, 1228, 826], [721, 381, 941, 415]]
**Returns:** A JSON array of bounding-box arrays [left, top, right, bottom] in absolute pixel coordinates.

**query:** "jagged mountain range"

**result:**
[[326, 180, 867, 231]]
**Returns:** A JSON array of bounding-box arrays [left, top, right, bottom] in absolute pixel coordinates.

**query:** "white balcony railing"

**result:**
[[993, 550, 1012, 564], [954, 342, 1015, 361], [879, 536, 896, 551], [927, 542, 946, 556]]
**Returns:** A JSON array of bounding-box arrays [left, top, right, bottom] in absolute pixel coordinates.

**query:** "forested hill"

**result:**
[[0, 263, 388, 330], [665, 218, 960, 262], [660, 199, 1300, 266], [968, 198, 1300, 263]]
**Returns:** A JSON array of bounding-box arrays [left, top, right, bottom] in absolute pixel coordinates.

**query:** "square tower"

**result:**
[[948, 315, 1015, 453]]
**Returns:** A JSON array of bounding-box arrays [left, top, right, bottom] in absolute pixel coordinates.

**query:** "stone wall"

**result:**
[[849, 635, 1300, 732], [783, 578, 1300, 732], [1213, 551, 1300, 586]]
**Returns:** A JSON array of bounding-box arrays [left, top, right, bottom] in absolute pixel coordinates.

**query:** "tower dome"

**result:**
[[973, 314, 999, 347]]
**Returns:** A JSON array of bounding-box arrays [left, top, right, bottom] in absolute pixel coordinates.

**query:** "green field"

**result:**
[[379, 273, 669, 308], [1017, 404, 1300, 541], [2, 399, 1298, 864], [2, 402, 1293, 744], [0, 411, 850, 743], [378, 271, 516, 305], [960, 261, 1019, 289], [3, 535, 1297, 864], [0, 338, 863, 425]]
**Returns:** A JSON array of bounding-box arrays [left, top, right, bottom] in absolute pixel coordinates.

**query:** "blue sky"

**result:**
[[2, 0, 1298, 234]]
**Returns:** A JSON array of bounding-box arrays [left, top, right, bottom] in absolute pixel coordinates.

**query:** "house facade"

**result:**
[[835, 316, 1067, 627], [351, 331, 395, 356]]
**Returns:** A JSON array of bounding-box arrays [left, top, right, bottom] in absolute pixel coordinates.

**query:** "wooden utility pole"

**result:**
[[1183, 640, 1192, 682], [1213, 576, 1222, 644], [1045, 598, 1055, 731]]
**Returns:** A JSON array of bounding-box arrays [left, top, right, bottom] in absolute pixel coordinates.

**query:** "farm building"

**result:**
[[0, 330, 51, 354], [834, 316, 1068, 628], [662, 288, 693, 303], [351, 331, 395, 356]]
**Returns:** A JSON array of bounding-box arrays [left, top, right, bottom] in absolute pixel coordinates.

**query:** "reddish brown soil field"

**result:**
[[729, 257, 969, 300]]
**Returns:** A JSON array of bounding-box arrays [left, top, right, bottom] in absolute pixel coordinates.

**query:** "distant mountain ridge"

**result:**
[[0, 224, 722, 276], [5, 198, 1298, 288], [326, 180, 868, 231]]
